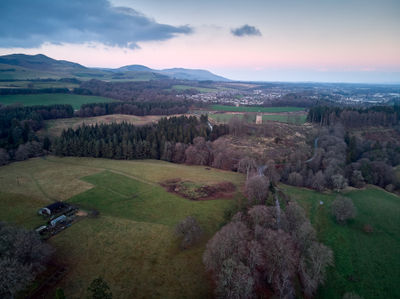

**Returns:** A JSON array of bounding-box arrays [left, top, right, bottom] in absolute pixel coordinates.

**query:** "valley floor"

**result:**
[[0, 157, 398, 298]]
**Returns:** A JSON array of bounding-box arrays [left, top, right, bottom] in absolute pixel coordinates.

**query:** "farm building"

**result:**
[[50, 215, 67, 226], [38, 202, 69, 216]]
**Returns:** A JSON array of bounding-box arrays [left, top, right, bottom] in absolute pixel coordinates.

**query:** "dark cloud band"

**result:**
[[231, 25, 262, 37], [0, 0, 192, 48]]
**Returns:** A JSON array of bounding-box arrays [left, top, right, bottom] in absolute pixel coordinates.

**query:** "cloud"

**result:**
[[231, 25, 262, 37], [0, 0, 192, 48]]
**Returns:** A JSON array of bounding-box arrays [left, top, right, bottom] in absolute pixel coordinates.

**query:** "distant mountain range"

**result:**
[[0, 54, 230, 82]]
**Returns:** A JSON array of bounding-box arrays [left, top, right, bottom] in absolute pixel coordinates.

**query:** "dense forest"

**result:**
[[75, 79, 180, 102], [280, 124, 400, 192], [0, 100, 191, 165], [0, 87, 71, 95], [307, 105, 400, 127], [53, 115, 229, 160], [0, 104, 73, 149], [76, 101, 190, 117]]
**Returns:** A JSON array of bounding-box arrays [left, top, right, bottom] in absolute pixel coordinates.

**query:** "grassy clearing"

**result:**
[[281, 185, 400, 299], [68, 171, 235, 231], [0, 192, 47, 228], [210, 104, 305, 113], [0, 93, 116, 109], [172, 85, 218, 93], [262, 114, 307, 124], [209, 112, 307, 124], [39, 114, 164, 137], [0, 157, 245, 298]]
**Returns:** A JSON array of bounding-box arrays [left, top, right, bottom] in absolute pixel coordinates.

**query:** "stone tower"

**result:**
[[256, 114, 262, 124]]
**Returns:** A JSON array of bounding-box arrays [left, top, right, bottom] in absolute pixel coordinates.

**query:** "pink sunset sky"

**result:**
[[0, 0, 399, 82]]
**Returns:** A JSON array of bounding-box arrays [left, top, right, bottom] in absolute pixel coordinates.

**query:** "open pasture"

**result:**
[[209, 112, 307, 124], [0, 93, 116, 109], [0, 157, 244, 298], [282, 185, 400, 299], [210, 104, 305, 113]]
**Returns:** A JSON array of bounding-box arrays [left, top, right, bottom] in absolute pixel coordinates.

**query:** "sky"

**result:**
[[0, 0, 399, 83]]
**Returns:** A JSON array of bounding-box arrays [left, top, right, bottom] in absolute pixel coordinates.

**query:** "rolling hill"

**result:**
[[0, 54, 230, 81]]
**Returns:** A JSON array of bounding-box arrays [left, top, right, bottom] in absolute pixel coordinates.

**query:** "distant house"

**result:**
[[38, 202, 69, 216]]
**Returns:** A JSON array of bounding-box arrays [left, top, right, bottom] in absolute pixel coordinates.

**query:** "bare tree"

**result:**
[[215, 258, 255, 299], [248, 205, 278, 230], [185, 137, 211, 165], [0, 148, 9, 166], [203, 221, 250, 274], [245, 176, 270, 205], [331, 174, 348, 192], [260, 229, 299, 299], [331, 196, 357, 224], [203, 200, 333, 299], [285, 201, 307, 232], [288, 172, 303, 187], [175, 216, 203, 249], [350, 170, 365, 188], [299, 242, 333, 297], [0, 223, 53, 298], [238, 156, 257, 180], [172, 142, 187, 163], [312, 171, 326, 191]]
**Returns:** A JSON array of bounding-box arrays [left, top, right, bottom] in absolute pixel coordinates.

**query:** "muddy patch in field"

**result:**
[[160, 178, 236, 200]]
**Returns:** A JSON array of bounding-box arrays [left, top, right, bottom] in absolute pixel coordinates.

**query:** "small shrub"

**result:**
[[175, 216, 203, 249], [87, 277, 112, 299], [363, 224, 374, 233], [343, 292, 363, 299]]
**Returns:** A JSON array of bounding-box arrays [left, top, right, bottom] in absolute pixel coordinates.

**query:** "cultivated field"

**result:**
[[0, 157, 245, 298], [172, 84, 218, 93], [0, 93, 115, 109], [282, 185, 400, 299], [210, 104, 305, 113], [39, 114, 165, 137]]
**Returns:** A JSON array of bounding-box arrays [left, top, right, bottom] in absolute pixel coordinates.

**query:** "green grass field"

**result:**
[[0, 157, 244, 298], [281, 185, 400, 299], [0, 81, 80, 90], [210, 104, 305, 113], [172, 85, 218, 93], [209, 112, 307, 124], [0, 93, 116, 109], [1, 156, 398, 298], [262, 114, 307, 124]]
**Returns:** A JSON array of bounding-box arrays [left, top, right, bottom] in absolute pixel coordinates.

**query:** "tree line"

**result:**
[[307, 105, 400, 127], [53, 115, 229, 160], [75, 79, 180, 102], [0, 104, 73, 150], [280, 124, 400, 192], [76, 101, 189, 117], [203, 201, 333, 298]]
